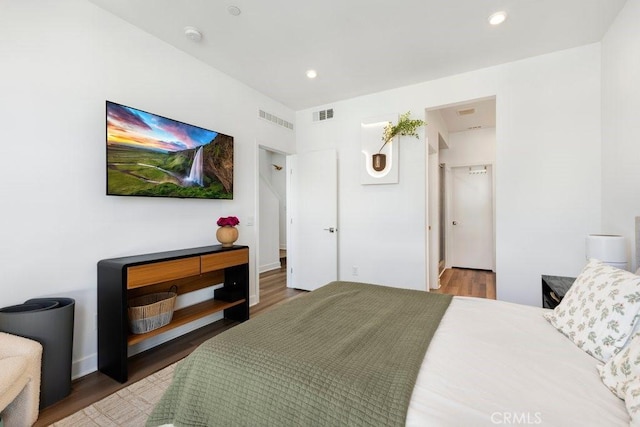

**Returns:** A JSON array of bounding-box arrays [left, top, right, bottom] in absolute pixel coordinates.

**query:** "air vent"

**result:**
[[467, 125, 482, 130], [457, 108, 476, 116], [312, 108, 334, 122], [258, 109, 294, 130]]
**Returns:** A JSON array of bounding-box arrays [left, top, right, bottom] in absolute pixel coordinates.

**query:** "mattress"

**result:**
[[406, 296, 629, 426]]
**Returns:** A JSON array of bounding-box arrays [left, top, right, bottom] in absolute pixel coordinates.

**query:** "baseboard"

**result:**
[[72, 353, 97, 380], [259, 262, 281, 273]]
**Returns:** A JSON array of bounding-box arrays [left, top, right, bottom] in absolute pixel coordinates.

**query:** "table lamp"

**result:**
[[586, 234, 627, 270]]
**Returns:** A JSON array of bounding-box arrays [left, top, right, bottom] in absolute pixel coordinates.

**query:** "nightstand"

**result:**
[[541, 275, 576, 309]]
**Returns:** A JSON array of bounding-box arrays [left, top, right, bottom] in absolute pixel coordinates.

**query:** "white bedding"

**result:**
[[406, 296, 629, 426]]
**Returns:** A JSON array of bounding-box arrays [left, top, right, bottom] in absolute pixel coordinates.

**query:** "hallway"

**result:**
[[432, 268, 496, 299]]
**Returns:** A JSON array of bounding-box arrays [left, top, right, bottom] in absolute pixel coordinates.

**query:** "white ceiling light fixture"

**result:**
[[183, 26, 202, 42], [227, 5, 241, 16], [488, 11, 507, 26], [306, 69, 318, 79]]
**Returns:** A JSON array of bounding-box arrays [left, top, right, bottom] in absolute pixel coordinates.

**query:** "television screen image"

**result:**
[[106, 101, 233, 199]]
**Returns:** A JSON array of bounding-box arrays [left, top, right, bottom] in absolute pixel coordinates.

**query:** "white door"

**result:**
[[287, 149, 338, 291], [451, 165, 493, 270]]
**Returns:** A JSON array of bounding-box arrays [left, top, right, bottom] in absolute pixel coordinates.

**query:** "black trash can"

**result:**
[[0, 297, 75, 409]]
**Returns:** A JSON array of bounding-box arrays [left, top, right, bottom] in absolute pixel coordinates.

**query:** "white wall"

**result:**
[[441, 128, 496, 167], [258, 149, 284, 272], [271, 153, 288, 249], [259, 176, 281, 272], [295, 44, 602, 305], [296, 107, 429, 290], [0, 0, 294, 378], [601, 0, 640, 271]]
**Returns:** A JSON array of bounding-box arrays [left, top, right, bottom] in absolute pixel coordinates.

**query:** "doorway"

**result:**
[[426, 97, 496, 290], [258, 147, 289, 298], [450, 164, 493, 270]]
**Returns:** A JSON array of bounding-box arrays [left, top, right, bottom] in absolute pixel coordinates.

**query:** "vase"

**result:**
[[372, 153, 386, 172], [216, 226, 238, 247]]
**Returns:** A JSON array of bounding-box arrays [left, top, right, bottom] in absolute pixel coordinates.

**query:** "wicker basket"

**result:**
[[128, 288, 177, 334]]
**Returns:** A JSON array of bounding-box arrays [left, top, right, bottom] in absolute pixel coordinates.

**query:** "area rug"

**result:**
[[50, 363, 176, 426], [49, 293, 298, 426]]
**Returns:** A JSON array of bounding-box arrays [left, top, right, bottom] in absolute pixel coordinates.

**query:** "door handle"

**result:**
[[323, 227, 336, 233], [452, 221, 458, 225]]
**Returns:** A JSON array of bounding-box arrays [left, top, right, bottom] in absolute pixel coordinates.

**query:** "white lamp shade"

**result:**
[[586, 235, 626, 267]]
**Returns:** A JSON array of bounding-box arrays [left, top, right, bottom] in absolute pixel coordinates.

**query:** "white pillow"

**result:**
[[544, 259, 640, 362], [598, 333, 640, 425]]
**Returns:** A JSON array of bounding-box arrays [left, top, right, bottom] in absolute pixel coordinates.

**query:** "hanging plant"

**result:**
[[379, 111, 425, 153], [372, 111, 425, 172]]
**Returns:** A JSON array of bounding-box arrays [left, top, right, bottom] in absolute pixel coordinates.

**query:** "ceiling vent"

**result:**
[[312, 108, 334, 122], [258, 109, 294, 130], [467, 125, 483, 130], [456, 108, 476, 116]]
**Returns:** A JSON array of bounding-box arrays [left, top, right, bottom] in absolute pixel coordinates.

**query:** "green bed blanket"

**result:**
[[147, 281, 452, 427]]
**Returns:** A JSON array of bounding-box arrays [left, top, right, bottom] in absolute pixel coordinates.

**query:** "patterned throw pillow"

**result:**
[[543, 259, 640, 362], [598, 333, 640, 424], [625, 382, 640, 426]]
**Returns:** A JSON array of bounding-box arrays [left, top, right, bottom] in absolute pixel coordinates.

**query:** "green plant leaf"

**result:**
[[379, 111, 425, 153]]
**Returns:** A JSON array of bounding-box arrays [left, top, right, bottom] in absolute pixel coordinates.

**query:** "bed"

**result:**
[[147, 260, 640, 426]]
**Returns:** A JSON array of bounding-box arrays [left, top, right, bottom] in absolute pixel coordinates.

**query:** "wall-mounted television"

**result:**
[[106, 101, 233, 199]]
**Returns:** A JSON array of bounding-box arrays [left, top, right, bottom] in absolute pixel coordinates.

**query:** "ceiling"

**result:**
[[87, 0, 627, 111], [438, 98, 496, 134]]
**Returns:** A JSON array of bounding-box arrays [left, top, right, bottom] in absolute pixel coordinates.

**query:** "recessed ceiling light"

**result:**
[[488, 11, 507, 26], [306, 69, 317, 79], [184, 26, 202, 42], [227, 5, 241, 16]]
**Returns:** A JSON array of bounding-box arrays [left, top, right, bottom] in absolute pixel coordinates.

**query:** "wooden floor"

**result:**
[[35, 256, 300, 426], [252, 255, 305, 317], [432, 267, 496, 299], [34, 262, 486, 425]]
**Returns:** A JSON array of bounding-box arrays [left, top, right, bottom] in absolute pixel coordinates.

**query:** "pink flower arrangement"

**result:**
[[217, 216, 240, 227]]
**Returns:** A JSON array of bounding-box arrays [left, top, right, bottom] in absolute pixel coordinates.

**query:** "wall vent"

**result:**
[[258, 109, 294, 130], [312, 108, 334, 122], [457, 108, 476, 116]]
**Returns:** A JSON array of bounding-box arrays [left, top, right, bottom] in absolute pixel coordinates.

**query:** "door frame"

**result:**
[[438, 161, 446, 275], [425, 95, 498, 291], [445, 162, 496, 271]]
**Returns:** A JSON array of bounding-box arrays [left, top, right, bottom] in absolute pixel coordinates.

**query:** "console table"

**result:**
[[98, 245, 249, 383]]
